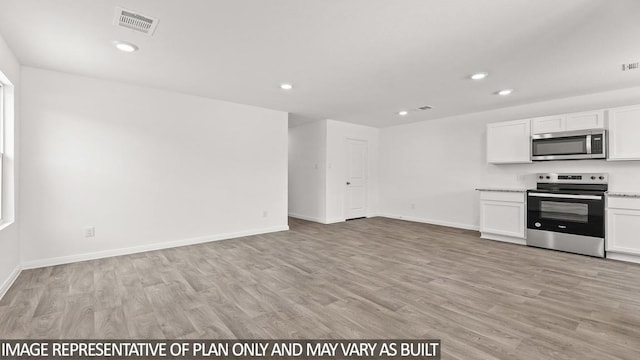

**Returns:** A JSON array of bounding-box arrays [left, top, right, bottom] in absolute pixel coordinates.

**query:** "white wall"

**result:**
[[288, 119, 327, 222], [20, 67, 288, 267], [288, 119, 379, 224], [380, 86, 640, 230], [326, 119, 379, 222], [0, 32, 20, 298]]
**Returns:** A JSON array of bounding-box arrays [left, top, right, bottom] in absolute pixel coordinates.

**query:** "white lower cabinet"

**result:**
[[607, 196, 640, 263], [479, 190, 526, 245]]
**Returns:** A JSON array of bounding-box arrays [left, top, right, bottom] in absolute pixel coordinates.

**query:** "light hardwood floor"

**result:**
[[1, 217, 640, 359]]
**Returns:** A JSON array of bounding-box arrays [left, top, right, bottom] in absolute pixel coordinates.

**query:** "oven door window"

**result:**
[[533, 136, 586, 156], [540, 201, 589, 223]]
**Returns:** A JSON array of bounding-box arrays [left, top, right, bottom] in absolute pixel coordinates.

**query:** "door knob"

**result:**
[[346, 182, 351, 185]]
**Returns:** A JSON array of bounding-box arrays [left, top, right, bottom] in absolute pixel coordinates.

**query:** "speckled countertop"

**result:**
[[607, 192, 640, 198], [475, 188, 528, 193], [476, 189, 640, 197]]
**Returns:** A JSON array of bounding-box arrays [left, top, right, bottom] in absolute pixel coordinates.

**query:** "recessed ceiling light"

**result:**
[[470, 72, 488, 80], [497, 89, 513, 96], [280, 83, 293, 90], [113, 41, 138, 52], [398, 110, 409, 116]]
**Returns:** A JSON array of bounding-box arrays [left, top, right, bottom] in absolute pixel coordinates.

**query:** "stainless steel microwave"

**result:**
[[531, 129, 606, 161]]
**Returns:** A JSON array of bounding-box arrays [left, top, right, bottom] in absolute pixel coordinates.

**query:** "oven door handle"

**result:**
[[528, 192, 602, 200]]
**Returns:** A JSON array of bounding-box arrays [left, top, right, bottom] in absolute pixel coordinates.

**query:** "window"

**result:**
[[0, 71, 15, 227], [0, 83, 3, 220]]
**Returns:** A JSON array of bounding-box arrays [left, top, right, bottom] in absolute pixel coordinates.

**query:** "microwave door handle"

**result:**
[[528, 192, 602, 200], [586, 134, 592, 154]]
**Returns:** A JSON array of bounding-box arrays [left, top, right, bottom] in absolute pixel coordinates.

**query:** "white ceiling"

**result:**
[[1, 0, 640, 127]]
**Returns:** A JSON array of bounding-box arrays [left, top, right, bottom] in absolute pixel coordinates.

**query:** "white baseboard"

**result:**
[[377, 213, 479, 231], [289, 213, 327, 224], [0, 264, 22, 301], [21, 225, 289, 270], [288, 213, 345, 225], [325, 217, 345, 224], [606, 252, 640, 265], [481, 233, 526, 245]]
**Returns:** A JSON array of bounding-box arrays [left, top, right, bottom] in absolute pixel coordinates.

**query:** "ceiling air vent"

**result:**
[[113, 7, 159, 35], [622, 62, 639, 71], [417, 105, 433, 110]]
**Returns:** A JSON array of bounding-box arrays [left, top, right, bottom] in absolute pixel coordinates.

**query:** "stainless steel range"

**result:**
[[527, 173, 607, 257]]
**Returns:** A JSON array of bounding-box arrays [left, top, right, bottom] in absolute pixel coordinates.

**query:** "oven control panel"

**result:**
[[535, 173, 608, 184]]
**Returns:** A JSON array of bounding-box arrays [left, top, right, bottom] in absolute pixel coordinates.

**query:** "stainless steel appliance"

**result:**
[[531, 129, 606, 161], [527, 173, 607, 257]]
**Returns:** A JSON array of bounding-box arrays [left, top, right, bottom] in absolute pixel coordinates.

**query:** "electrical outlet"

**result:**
[[410, 203, 416, 210], [262, 211, 268, 218], [84, 226, 95, 238]]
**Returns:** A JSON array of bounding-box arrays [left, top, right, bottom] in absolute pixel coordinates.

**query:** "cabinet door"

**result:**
[[487, 119, 531, 164], [565, 110, 605, 131], [608, 105, 640, 160], [480, 200, 525, 238], [607, 208, 640, 255], [532, 115, 565, 134]]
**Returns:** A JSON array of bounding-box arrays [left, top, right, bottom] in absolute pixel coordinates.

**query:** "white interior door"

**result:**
[[345, 139, 367, 220]]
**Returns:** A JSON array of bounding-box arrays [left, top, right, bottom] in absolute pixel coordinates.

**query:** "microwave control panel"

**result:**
[[591, 134, 604, 154]]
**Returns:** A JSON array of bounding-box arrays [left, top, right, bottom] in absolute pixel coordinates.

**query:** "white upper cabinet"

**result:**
[[608, 105, 640, 161], [531, 115, 565, 134], [487, 119, 531, 164], [565, 110, 605, 131], [531, 110, 605, 134]]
